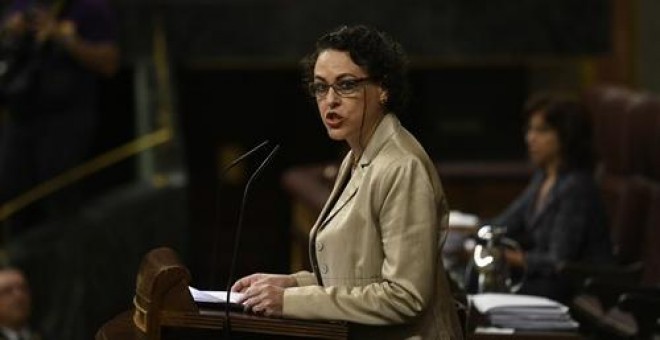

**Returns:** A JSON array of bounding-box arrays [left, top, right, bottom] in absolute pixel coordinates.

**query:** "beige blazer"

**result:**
[[283, 114, 463, 339]]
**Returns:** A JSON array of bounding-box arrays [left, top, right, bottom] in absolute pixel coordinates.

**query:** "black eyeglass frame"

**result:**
[[308, 77, 373, 98]]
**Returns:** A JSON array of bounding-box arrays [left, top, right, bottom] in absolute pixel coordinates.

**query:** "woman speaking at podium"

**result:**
[[232, 25, 463, 339]]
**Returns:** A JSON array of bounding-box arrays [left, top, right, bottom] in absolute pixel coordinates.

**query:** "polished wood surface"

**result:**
[[132, 247, 197, 339], [96, 311, 146, 340], [161, 309, 347, 339], [97, 308, 348, 339]]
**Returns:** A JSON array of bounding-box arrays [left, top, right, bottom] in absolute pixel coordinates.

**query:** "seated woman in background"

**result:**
[[491, 94, 613, 302]]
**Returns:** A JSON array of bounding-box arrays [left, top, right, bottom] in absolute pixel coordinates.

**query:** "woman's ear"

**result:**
[[379, 89, 388, 105]]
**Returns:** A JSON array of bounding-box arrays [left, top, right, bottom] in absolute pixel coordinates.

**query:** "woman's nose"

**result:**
[[325, 87, 341, 107], [526, 131, 535, 145]]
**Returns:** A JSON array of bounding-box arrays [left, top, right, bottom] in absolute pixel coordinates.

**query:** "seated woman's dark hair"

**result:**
[[301, 25, 409, 114], [524, 93, 597, 172]]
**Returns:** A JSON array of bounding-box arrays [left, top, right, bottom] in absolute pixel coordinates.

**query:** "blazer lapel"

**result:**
[[313, 154, 352, 231], [320, 164, 364, 228], [316, 114, 400, 230], [524, 173, 544, 229], [528, 174, 563, 229]]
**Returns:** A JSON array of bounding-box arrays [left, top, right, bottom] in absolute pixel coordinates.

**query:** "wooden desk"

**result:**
[[97, 308, 348, 340], [162, 308, 347, 339], [99, 309, 581, 340]]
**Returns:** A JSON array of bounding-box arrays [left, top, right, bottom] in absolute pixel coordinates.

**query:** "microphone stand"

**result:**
[[223, 144, 280, 339], [208, 140, 269, 288]]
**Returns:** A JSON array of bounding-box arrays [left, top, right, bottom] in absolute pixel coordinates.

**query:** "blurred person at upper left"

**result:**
[[0, 0, 119, 237], [0, 267, 38, 340]]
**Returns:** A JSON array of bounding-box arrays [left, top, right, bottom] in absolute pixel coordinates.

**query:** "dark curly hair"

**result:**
[[524, 93, 597, 173], [301, 25, 410, 114]]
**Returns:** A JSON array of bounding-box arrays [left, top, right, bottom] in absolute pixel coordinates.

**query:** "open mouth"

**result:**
[[325, 112, 343, 128]]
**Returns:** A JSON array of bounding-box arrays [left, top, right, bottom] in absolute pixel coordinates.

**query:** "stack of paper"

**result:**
[[470, 293, 578, 331]]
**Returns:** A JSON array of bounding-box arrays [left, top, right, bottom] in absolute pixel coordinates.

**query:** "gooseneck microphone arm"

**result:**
[[209, 140, 270, 287], [224, 144, 280, 338], [221, 140, 270, 173]]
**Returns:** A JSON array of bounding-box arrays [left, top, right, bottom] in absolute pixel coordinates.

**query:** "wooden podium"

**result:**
[[96, 247, 348, 340]]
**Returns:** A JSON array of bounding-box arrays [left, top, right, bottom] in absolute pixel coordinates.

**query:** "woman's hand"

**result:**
[[231, 273, 297, 292], [241, 283, 285, 317], [231, 273, 296, 317]]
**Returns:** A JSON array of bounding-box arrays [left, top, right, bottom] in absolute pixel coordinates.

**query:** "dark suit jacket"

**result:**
[[492, 170, 613, 299]]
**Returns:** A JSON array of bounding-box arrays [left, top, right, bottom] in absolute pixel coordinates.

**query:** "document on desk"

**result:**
[[188, 286, 245, 305], [448, 210, 479, 229], [470, 293, 568, 314], [469, 293, 578, 331]]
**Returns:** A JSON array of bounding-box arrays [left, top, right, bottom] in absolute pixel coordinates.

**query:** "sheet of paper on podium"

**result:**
[[188, 286, 245, 310]]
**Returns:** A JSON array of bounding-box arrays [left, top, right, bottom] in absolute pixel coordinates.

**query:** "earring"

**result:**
[[380, 97, 387, 105]]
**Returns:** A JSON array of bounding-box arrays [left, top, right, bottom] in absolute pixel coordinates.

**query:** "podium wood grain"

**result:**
[[97, 308, 348, 339]]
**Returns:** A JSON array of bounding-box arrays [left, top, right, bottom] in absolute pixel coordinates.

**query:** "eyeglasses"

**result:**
[[308, 77, 371, 98]]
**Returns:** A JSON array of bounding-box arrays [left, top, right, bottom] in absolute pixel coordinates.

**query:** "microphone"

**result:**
[[209, 140, 270, 287], [224, 144, 280, 337]]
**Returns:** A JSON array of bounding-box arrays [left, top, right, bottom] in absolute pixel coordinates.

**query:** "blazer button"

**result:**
[[316, 242, 324, 251], [320, 264, 329, 274]]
